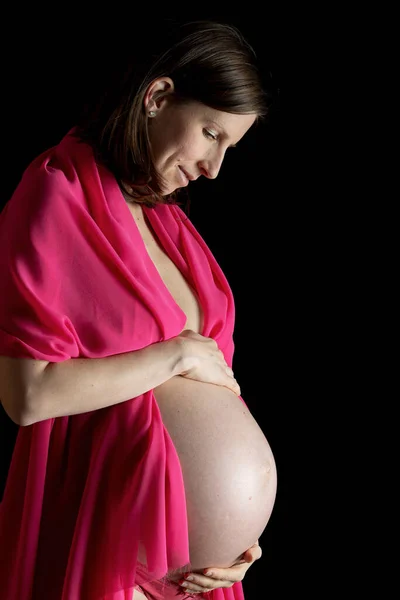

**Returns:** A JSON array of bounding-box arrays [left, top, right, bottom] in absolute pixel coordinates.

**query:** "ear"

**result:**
[[144, 77, 175, 114]]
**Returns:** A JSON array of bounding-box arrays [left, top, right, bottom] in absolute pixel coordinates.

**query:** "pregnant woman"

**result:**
[[0, 20, 277, 600]]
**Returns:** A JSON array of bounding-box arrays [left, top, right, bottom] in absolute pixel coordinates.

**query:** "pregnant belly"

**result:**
[[153, 376, 277, 570]]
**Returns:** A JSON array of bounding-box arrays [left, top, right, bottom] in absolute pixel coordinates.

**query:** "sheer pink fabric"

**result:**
[[0, 131, 244, 600]]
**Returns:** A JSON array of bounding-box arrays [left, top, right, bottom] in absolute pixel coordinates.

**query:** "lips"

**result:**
[[178, 166, 189, 186], [180, 166, 197, 181]]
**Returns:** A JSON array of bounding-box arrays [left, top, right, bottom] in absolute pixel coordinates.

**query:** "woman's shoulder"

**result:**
[[4, 131, 94, 217], [0, 132, 97, 254]]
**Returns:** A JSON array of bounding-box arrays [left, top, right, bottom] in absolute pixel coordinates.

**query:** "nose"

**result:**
[[198, 151, 225, 179]]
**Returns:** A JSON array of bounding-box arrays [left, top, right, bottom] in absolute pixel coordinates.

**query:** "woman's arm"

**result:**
[[0, 339, 182, 426], [0, 330, 239, 426]]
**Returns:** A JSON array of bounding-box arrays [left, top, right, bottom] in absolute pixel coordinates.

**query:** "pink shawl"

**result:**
[[0, 130, 245, 600]]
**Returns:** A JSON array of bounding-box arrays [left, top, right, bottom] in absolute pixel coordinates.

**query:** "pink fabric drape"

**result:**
[[0, 130, 244, 600]]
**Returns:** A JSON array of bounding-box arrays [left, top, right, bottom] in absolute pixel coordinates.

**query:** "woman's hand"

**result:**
[[175, 541, 262, 595], [174, 329, 241, 396]]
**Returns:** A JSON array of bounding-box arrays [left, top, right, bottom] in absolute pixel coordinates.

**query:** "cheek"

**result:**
[[176, 138, 206, 162], [150, 121, 206, 167]]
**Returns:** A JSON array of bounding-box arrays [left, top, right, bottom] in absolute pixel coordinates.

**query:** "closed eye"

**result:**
[[203, 128, 237, 149], [203, 128, 218, 141], [203, 129, 237, 148]]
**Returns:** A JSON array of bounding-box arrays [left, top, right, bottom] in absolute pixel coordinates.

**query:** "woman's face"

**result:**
[[147, 98, 256, 195]]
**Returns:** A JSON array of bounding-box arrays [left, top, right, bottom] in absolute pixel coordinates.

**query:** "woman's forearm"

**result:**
[[25, 339, 183, 425]]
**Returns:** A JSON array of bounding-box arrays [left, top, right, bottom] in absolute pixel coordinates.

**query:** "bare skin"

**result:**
[[127, 199, 274, 600], [127, 201, 277, 595], [124, 87, 277, 596], [132, 542, 262, 599]]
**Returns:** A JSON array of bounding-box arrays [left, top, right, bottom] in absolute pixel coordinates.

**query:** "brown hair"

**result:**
[[75, 19, 271, 207]]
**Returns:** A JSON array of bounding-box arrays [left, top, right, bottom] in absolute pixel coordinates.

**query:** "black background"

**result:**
[[0, 9, 329, 599]]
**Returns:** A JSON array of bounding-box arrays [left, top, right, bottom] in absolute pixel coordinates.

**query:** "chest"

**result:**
[[127, 202, 203, 333]]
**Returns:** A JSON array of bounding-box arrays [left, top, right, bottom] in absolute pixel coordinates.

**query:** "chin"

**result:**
[[161, 184, 180, 195]]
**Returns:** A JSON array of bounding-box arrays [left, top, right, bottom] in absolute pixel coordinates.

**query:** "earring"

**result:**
[[148, 110, 157, 118]]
